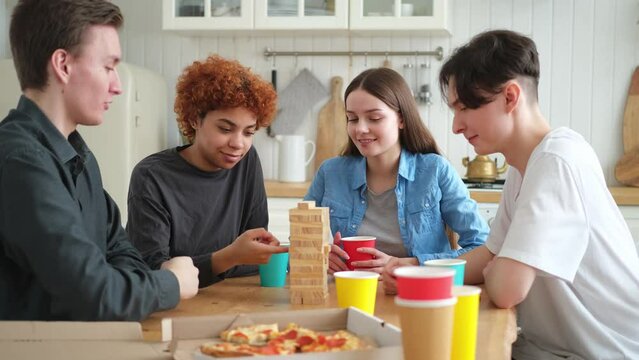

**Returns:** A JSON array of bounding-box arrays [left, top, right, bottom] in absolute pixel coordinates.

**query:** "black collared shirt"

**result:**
[[0, 96, 179, 320]]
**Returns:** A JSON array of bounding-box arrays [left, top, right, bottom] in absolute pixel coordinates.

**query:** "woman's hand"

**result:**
[[328, 232, 350, 274], [212, 228, 288, 274], [350, 248, 393, 274], [228, 228, 288, 265], [381, 257, 419, 295]]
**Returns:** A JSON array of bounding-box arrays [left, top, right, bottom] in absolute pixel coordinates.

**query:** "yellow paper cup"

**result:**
[[333, 271, 380, 315], [451, 285, 482, 360]]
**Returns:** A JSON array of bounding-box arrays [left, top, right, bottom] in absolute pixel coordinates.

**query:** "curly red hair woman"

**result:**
[[126, 55, 287, 288], [175, 55, 277, 142]]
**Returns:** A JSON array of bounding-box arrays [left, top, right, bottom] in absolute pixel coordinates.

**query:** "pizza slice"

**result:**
[[200, 340, 296, 357], [200, 342, 261, 357], [219, 323, 279, 346], [297, 329, 365, 353], [200, 322, 370, 357]]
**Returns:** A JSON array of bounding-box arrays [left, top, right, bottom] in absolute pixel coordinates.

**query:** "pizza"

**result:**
[[200, 323, 368, 357], [219, 323, 279, 346]]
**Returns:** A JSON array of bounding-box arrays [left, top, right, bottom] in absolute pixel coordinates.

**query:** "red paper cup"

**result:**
[[341, 236, 376, 270], [393, 266, 455, 301]]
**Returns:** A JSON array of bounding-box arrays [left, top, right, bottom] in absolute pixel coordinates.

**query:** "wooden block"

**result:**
[[289, 264, 326, 273], [289, 254, 325, 262], [290, 291, 304, 305], [298, 290, 328, 305], [322, 243, 331, 254], [290, 223, 324, 235], [289, 260, 328, 274], [297, 201, 316, 210], [289, 252, 319, 261], [289, 286, 327, 294], [289, 238, 326, 248], [289, 287, 328, 296], [289, 249, 326, 261], [288, 246, 325, 260], [289, 278, 326, 285], [289, 212, 326, 224], [289, 277, 327, 286], [289, 271, 327, 281], [289, 209, 323, 215]]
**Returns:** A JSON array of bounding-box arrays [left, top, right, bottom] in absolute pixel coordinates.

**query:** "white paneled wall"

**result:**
[[0, 0, 7, 59], [2, 0, 639, 184]]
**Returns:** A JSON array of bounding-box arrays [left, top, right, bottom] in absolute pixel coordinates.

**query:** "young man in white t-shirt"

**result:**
[[437, 30, 639, 359]]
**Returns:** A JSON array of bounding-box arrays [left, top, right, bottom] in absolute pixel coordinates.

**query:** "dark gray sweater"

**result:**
[[126, 145, 268, 287]]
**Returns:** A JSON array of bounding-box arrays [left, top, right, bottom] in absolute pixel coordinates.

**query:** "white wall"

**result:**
[[0, 0, 7, 59], [3, 0, 639, 185]]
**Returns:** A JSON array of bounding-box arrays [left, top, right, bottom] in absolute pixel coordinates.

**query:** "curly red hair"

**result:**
[[175, 55, 277, 142]]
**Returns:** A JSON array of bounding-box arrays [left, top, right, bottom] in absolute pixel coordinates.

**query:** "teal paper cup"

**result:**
[[259, 252, 289, 287], [423, 259, 466, 286]]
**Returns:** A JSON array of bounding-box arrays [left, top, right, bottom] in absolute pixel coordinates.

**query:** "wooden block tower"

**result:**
[[288, 201, 331, 305]]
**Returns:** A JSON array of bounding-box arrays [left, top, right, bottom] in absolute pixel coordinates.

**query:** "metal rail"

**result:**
[[264, 46, 444, 61]]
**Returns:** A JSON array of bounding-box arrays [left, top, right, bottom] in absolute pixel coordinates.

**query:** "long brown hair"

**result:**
[[342, 68, 441, 156]]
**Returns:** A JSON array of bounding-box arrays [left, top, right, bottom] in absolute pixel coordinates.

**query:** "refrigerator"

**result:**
[[0, 58, 168, 223]]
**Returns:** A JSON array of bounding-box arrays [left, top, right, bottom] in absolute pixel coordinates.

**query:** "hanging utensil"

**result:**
[[266, 56, 277, 138]]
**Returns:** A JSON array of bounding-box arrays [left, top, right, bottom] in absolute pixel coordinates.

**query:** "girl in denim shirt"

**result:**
[[304, 67, 488, 277]]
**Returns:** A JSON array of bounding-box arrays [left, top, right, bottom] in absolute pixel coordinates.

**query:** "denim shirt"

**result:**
[[304, 149, 489, 264]]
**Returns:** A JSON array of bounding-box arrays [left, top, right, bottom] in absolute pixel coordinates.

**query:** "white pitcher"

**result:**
[[276, 135, 316, 183]]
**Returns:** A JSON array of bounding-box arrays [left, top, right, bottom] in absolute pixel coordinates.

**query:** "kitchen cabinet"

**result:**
[[163, 0, 449, 34], [163, 0, 345, 31], [477, 202, 499, 227], [349, 0, 450, 34], [254, 0, 348, 30], [162, 0, 254, 30]]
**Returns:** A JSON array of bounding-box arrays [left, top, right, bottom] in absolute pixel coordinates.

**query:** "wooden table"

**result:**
[[142, 275, 517, 359]]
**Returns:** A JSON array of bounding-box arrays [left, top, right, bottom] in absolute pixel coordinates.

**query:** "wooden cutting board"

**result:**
[[622, 67, 639, 153], [314, 76, 347, 171], [616, 67, 639, 186], [615, 151, 639, 186]]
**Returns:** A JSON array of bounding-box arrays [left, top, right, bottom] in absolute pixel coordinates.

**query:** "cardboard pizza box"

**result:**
[[164, 307, 403, 360], [0, 321, 167, 360]]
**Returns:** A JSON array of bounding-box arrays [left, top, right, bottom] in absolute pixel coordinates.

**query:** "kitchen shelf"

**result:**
[[264, 181, 639, 206]]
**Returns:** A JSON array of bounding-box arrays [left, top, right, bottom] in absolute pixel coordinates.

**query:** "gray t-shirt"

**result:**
[[357, 188, 407, 258], [126, 145, 268, 287]]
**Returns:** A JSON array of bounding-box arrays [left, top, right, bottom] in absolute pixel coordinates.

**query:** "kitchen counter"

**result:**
[[265, 180, 639, 205]]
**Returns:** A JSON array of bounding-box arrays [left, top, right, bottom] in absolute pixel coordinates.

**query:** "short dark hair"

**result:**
[[342, 67, 440, 156], [10, 0, 123, 91], [439, 29, 540, 109], [175, 55, 277, 142]]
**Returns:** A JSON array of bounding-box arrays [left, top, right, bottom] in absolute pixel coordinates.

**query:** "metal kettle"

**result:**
[[462, 155, 508, 183]]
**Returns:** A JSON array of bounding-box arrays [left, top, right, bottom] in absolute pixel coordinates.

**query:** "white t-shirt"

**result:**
[[486, 127, 639, 359]]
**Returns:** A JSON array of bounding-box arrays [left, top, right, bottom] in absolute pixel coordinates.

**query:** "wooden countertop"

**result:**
[[265, 180, 639, 205], [141, 275, 517, 360]]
